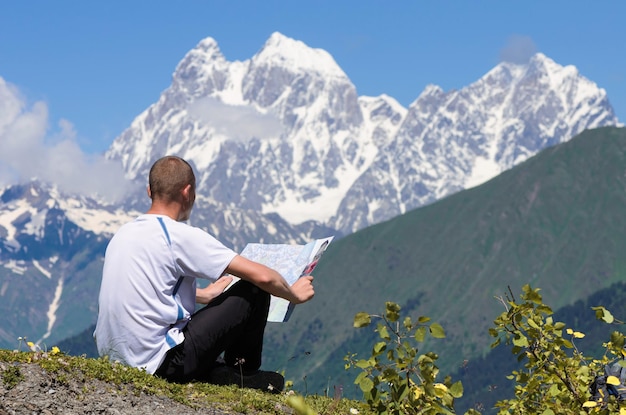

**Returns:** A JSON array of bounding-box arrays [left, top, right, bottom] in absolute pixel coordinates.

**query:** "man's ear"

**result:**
[[181, 184, 192, 202], [147, 185, 152, 199]]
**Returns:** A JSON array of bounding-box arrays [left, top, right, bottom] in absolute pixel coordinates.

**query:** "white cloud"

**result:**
[[0, 77, 131, 202], [188, 97, 284, 142], [499, 35, 537, 65]]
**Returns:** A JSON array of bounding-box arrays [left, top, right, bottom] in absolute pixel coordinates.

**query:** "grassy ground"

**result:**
[[0, 349, 372, 415]]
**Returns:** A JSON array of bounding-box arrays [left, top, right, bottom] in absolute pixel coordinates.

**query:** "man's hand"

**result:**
[[290, 275, 315, 304], [196, 276, 233, 304], [226, 255, 316, 304]]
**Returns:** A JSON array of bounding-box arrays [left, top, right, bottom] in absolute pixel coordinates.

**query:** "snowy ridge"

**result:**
[[104, 33, 618, 235], [0, 183, 138, 247], [331, 53, 618, 231]]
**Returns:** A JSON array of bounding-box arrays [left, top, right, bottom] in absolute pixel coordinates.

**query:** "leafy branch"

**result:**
[[345, 301, 477, 415]]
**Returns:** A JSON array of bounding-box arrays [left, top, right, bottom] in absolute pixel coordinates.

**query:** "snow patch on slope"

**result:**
[[32, 260, 51, 279], [38, 276, 63, 344]]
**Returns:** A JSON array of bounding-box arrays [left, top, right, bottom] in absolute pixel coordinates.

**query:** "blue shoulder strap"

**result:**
[[156, 216, 185, 347], [157, 217, 171, 246]]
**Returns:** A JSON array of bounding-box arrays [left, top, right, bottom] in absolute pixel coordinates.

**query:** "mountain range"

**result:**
[[0, 32, 622, 388], [108, 31, 618, 239]]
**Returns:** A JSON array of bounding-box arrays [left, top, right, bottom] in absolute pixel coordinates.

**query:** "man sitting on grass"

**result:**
[[94, 155, 315, 393]]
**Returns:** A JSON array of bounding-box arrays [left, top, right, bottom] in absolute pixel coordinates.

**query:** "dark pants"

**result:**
[[155, 280, 270, 383]]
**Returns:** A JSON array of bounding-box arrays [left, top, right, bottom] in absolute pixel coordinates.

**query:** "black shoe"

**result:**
[[205, 364, 284, 394]]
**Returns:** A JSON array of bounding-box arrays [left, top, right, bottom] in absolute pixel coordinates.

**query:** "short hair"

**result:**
[[148, 156, 196, 202]]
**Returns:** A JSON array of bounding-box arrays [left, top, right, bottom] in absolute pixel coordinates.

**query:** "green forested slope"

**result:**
[[263, 126, 626, 396]]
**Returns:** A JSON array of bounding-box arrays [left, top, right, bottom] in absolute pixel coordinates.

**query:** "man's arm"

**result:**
[[225, 255, 314, 304]]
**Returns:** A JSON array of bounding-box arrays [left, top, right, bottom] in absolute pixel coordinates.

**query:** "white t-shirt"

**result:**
[[94, 214, 237, 374]]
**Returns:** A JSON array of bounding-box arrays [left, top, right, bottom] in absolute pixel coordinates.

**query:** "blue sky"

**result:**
[[0, 1, 624, 155]]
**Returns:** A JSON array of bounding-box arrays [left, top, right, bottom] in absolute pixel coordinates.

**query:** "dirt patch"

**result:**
[[0, 361, 230, 415]]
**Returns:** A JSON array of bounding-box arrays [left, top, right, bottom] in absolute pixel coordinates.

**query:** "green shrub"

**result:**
[[490, 284, 626, 414], [345, 301, 479, 414]]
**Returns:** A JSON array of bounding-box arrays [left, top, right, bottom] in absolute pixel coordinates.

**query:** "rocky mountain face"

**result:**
[[333, 56, 618, 231], [0, 183, 119, 348], [108, 32, 618, 237], [0, 32, 620, 349]]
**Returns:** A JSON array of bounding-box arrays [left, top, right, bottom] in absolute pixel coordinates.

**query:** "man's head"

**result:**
[[148, 156, 196, 221]]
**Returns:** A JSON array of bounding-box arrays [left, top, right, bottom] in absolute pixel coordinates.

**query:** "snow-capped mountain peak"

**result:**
[[173, 37, 227, 83], [195, 36, 222, 54], [105, 35, 619, 236], [254, 32, 347, 79], [416, 84, 446, 99]]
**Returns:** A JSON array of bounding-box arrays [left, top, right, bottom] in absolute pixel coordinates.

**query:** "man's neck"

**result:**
[[147, 202, 181, 221]]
